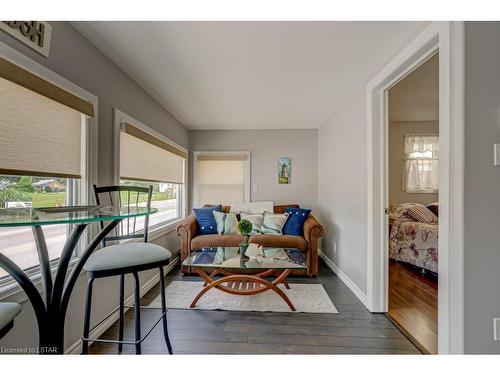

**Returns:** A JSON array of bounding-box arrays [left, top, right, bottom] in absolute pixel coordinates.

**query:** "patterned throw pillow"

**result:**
[[406, 205, 438, 224], [282, 208, 311, 236], [261, 213, 289, 235], [213, 211, 239, 235], [240, 213, 264, 234]]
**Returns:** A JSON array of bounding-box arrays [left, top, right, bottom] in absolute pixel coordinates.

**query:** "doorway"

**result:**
[[366, 22, 465, 354], [386, 54, 439, 353]]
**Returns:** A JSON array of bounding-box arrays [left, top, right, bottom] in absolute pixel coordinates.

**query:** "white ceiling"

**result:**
[[73, 21, 429, 130], [389, 53, 439, 122]]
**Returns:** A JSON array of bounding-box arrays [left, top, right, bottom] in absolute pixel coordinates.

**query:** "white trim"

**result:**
[[65, 256, 180, 354], [112, 108, 188, 220], [366, 22, 465, 354], [0, 40, 99, 300], [319, 251, 367, 307], [192, 150, 251, 208]]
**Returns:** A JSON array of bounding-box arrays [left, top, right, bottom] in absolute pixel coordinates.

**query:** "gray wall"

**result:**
[[189, 129, 318, 212], [464, 22, 500, 354], [0, 22, 188, 352], [317, 91, 368, 292], [389, 121, 439, 205]]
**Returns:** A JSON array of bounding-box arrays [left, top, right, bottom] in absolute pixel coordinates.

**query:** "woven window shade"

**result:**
[[195, 154, 247, 206], [120, 124, 186, 184], [0, 56, 94, 117], [0, 76, 83, 178]]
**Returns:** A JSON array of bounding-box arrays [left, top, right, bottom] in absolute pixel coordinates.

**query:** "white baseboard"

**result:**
[[65, 256, 180, 354], [319, 250, 368, 307]]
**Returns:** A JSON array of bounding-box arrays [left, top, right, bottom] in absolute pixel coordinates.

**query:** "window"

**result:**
[[402, 135, 439, 193], [0, 175, 76, 279], [117, 117, 187, 230], [193, 152, 250, 207], [119, 179, 182, 231], [0, 56, 94, 281]]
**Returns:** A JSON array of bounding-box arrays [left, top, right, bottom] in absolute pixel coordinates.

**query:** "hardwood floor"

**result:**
[[388, 260, 438, 354], [88, 261, 421, 355]]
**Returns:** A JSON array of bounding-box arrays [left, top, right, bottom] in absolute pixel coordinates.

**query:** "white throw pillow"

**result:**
[[240, 212, 264, 234], [213, 211, 239, 235], [261, 213, 289, 235], [230, 201, 274, 214]]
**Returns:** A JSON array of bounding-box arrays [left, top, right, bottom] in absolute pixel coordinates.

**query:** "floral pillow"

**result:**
[[213, 211, 239, 235], [261, 213, 289, 235], [239, 212, 264, 234]]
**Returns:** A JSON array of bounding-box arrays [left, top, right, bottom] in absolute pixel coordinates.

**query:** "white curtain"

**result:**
[[402, 135, 439, 192]]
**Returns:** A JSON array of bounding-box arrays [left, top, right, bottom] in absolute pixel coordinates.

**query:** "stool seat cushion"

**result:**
[[0, 302, 21, 330], [84, 243, 172, 272]]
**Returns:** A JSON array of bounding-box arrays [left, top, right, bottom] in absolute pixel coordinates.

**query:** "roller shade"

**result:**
[[0, 56, 94, 117], [0, 76, 83, 178], [120, 123, 186, 184], [195, 153, 248, 206]]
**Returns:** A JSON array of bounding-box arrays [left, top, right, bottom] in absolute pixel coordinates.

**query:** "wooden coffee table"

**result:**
[[182, 247, 307, 311]]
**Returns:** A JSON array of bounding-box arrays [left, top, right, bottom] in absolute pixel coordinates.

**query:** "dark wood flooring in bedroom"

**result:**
[[88, 260, 421, 355], [388, 260, 438, 354]]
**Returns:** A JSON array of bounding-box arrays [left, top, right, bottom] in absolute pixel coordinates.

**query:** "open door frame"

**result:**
[[366, 22, 465, 354]]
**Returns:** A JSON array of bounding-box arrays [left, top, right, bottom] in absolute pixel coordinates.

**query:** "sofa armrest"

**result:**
[[303, 215, 324, 242], [176, 214, 198, 262], [176, 214, 198, 237], [303, 215, 323, 276]]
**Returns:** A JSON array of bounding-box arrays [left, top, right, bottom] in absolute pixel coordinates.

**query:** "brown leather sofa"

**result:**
[[176, 204, 323, 276]]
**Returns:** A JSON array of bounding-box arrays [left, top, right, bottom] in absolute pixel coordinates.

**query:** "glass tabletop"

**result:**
[[183, 246, 307, 270], [0, 205, 158, 227]]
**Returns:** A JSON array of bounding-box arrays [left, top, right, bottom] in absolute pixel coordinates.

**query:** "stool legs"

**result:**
[[118, 274, 125, 354], [81, 277, 94, 354], [133, 272, 141, 354], [158, 267, 173, 354]]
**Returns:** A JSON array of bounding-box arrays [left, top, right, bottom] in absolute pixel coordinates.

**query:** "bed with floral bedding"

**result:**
[[388, 203, 439, 273]]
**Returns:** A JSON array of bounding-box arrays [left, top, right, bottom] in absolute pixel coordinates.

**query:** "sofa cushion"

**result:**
[[193, 205, 222, 235], [283, 208, 311, 236], [249, 234, 308, 252], [191, 234, 243, 249], [262, 213, 289, 235], [240, 212, 264, 234], [213, 211, 239, 234]]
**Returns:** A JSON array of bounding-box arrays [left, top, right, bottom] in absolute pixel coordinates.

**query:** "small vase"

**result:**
[[239, 239, 249, 257]]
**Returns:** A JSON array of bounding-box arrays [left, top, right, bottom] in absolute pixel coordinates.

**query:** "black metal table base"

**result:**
[[0, 220, 122, 354]]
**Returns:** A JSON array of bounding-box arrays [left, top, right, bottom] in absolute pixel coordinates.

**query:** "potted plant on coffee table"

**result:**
[[237, 219, 253, 253]]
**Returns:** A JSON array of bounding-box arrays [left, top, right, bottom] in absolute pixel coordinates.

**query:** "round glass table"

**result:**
[[0, 205, 157, 354]]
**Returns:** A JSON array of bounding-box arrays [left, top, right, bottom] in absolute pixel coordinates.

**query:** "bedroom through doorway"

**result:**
[[386, 53, 439, 354]]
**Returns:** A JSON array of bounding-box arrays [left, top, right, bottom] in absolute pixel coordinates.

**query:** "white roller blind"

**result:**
[[120, 126, 185, 184], [195, 154, 248, 206], [0, 76, 83, 178]]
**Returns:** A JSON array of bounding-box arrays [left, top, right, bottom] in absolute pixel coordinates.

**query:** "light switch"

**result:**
[[494, 144, 500, 166], [494, 318, 500, 341]]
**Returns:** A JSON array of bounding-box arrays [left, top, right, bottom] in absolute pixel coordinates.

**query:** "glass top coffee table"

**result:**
[[182, 246, 307, 311]]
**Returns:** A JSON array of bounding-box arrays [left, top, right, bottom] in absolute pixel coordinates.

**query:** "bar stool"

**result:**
[[0, 302, 21, 339], [81, 185, 173, 355]]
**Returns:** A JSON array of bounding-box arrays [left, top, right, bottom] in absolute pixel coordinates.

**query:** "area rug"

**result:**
[[149, 281, 338, 313]]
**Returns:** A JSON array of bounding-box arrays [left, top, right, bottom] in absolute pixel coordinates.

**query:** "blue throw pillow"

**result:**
[[193, 205, 222, 235], [282, 208, 311, 236]]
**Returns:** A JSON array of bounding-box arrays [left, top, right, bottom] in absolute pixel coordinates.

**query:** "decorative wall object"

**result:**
[[0, 22, 52, 57], [278, 157, 291, 184]]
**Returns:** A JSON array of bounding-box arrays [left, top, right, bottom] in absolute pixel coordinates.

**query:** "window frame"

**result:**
[[0, 41, 98, 300], [113, 109, 188, 237], [192, 150, 251, 208]]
